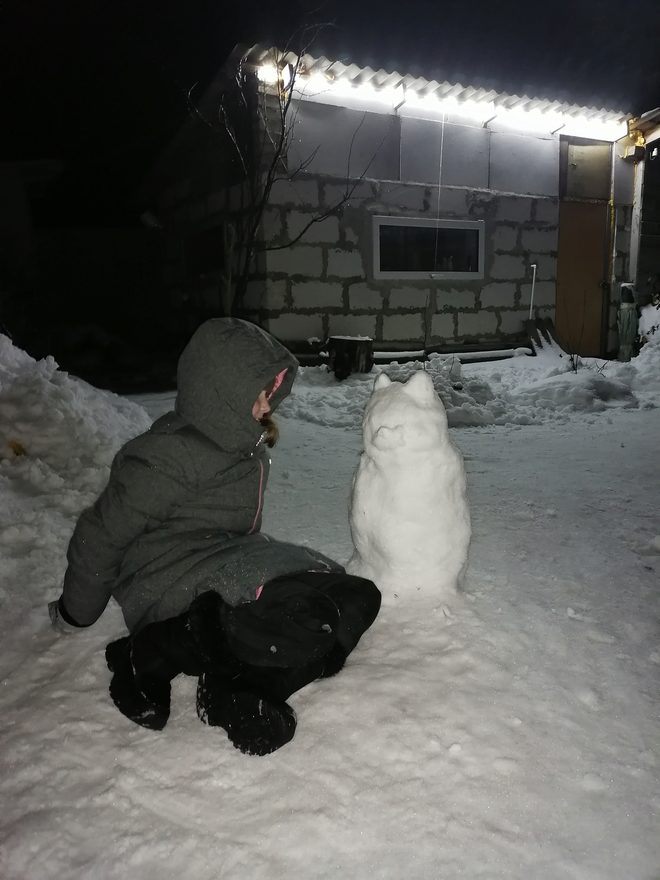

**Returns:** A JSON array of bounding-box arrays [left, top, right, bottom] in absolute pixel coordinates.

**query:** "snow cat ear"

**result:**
[[404, 370, 435, 402], [373, 372, 392, 391]]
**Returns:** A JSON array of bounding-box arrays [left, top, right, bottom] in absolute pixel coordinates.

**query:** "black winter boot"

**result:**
[[105, 600, 225, 731], [197, 673, 297, 756], [105, 635, 172, 731]]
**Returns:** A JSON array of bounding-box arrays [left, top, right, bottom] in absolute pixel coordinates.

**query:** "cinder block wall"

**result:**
[[256, 175, 559, 348], [146, 99, 634, 354], [250, 102, 566, 348]]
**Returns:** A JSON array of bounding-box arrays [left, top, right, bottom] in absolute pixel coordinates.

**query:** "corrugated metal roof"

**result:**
[[241, 43, 630, 130]]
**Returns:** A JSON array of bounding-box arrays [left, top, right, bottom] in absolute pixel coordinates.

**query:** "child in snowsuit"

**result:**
[[49, 318, 380, 755]]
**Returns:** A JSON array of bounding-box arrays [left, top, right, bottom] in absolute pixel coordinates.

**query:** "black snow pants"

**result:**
[[105, 571, 381, 755]]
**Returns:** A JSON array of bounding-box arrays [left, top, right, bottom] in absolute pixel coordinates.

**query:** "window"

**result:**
[[373, 216, 485, 280]]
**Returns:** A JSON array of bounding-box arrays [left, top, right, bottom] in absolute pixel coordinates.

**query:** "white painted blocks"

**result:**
[[322, 181, 375, 208], [261, 208, 283, 242], [248, 158, 567, 346], [496, 197, 532, 223], [389, 288, 430, 309], [348, 283, 383, 310], [377, 184, 429, 212], [458, 312, 498, 336], [491, 255, 526, 279], [382, 314, 424, 340], [436, 289, 477, 311], [479, 283, 516, 309], [431, 313, 456, 338], [286, 212, 340, 244], [264, 281, 288, 310], [327, 248, 364, 277], [244, 280, 287, 311], [536, 305, 556, 322], [292, 281, 343, 309], [491, 226, 518, 252], [528, 255, 556, 280], [343, 225, 359, 245], [521, 228, 558, 253], [534, 199, 559, 224], [520, 281, 555, 308], [379, 185, 468, 216], [498, 310, 527, 335], [269, 179, 319, 206], [327, 315, 377, 337], [266, 313, 324, 341], [266, 246, 323, 276], [435, 188, 469, 215]]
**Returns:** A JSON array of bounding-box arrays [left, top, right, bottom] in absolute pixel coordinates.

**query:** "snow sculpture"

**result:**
[[347, 370, 471, 602]]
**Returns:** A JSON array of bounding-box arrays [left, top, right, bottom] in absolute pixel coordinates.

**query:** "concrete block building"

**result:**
[[143, 44, 656, 358]]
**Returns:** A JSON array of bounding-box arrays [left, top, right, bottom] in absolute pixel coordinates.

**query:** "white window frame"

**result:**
[[372, 215, 485, 280]]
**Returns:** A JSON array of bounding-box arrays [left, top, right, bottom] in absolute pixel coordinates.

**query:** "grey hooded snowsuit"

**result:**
[[60, 319, 341, 633]]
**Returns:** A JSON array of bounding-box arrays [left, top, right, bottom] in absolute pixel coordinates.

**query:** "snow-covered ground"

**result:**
[[1, 321, 659, 880]]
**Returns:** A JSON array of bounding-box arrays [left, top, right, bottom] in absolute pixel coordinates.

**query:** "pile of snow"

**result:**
[[0, 334, 659, 879], [639, 301, 660, 342], [348, 371, 470, 602], [627, 302, 660, 392], [282, 334, 659, 431], [0, 335, 151, 618], [0, 335, 151, 483]]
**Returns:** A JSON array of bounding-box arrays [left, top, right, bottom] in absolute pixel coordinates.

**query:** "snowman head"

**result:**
[[363, 370, 449, 455]]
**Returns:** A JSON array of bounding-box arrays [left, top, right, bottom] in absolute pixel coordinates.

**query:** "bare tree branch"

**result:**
[[206, 19, 385, 315]]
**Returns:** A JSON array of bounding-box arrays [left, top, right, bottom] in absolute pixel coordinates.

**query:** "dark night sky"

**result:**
[[3, 0, 660, 223]]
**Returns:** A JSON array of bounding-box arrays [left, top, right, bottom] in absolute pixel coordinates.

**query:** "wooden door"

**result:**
[[555, 201, 611, 357]]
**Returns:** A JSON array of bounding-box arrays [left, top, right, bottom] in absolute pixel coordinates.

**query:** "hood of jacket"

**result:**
[[175, 318, 298, 452]]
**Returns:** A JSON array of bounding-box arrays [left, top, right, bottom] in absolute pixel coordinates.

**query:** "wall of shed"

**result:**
[[249, 102, 634, 352], [143, 93, 634, 355], [257, 102, 563, 347]]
